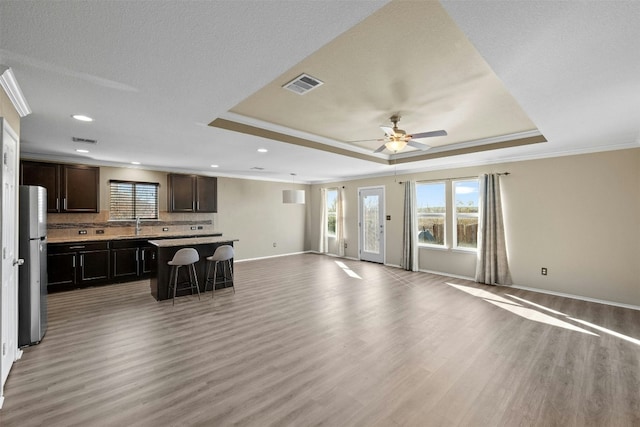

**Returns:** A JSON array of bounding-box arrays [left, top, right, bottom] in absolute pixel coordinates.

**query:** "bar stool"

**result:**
[[167, 248, 201, 305], [204, 245, 235, 297]]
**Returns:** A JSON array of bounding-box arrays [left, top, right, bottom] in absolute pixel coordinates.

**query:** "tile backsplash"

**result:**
[[47, 211, 216, 240]]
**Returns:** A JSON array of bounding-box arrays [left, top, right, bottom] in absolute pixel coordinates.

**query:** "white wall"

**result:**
[[309, 148, 640, 307]]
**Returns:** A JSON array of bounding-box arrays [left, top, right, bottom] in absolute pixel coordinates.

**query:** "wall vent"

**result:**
[[282, 73, 323, 95], [250, 166, 265, 170], [72, 136, 98, 144]]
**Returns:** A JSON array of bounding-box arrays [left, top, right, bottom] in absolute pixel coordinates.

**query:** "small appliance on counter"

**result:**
[[18, 185, 48, 347]]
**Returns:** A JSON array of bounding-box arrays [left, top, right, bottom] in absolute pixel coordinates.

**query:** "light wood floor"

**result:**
[[1, 253, 639, 426]]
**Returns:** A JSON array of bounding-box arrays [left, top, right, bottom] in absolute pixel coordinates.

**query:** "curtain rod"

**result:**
[[398, 172, 510, 184]]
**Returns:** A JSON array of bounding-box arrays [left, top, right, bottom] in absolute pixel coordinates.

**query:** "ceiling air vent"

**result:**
[[282, 73, 323, 95], [72, 136, 98, 144], [250, 166, 265, 171]]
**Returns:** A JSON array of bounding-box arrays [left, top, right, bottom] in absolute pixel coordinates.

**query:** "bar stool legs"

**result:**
[[204, 245, 235, 298], [167, 248, 201, 305]]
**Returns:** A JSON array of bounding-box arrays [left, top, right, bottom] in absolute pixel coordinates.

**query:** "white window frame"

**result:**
[[416, 181, 446, 248], [452, 179, 479, 252]]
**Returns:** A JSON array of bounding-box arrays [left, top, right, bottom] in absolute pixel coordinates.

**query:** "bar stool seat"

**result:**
[[167, 248, 201, 305], [204, 245, 235, 297]]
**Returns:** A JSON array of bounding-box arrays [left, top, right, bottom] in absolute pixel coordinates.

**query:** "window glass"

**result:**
[[326, 189, 337, 236], [454, 180, 479, 249], [110, 181, 158, 220], [416, 182, 445, 246]]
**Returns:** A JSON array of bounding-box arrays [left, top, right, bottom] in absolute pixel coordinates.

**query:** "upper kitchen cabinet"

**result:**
[[20, 161, 100, 213], [62, 164, 99, 212], [168, 173, 217, 213], [20, 161, 60, 212]]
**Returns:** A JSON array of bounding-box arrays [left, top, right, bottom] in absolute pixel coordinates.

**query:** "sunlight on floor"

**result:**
[[446, 282, 599, 337], [569, 317, 640, 346], [335, 261, 362, 279]]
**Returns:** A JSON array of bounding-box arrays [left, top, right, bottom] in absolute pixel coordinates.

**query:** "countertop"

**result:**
[[47, 231, 223, 244], [148, 236, 239, 247]]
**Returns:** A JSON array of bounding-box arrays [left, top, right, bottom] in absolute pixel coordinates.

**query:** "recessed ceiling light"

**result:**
[[131, 161, 141, 165], [75, 149, 89, 153], [210, 164, 219, 168], [72, 114, 94, 122], [257, 148, 268, 153]]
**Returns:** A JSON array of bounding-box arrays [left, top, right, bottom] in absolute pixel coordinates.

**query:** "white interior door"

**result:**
[[358, 187, 385, 263], [1, 119, 19, 393]]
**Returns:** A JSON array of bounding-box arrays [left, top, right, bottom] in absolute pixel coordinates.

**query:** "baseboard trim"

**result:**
[[236, 251, 312, 263], [507, 284, 640, 312], [418, 268, 475, 282]]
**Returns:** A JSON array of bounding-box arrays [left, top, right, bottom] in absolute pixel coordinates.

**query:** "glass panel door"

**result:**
[[359, 187, 384, 263]]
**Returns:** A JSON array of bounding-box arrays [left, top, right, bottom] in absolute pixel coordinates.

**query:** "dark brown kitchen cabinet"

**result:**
[[20, 161, 100, 213], [111, 240, 157, 281], [48, 242, 110, 290], [168, 173, 217, 213], [20, 161, 60, 212]]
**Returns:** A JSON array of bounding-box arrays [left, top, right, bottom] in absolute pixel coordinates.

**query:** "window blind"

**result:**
[[109, 181, 158, 220]]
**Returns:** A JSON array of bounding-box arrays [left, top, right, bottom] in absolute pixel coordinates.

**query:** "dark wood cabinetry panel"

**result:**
[[62, 164, 99, 212], [168, 173, 217, 213], [141, 246, 157, 275], [78, 249, 110, 282], [48, 242, 110, 290], [196, 176, 217, 212], [168, 173, 196, 212], [20, 161, 61, 212], [47, 251, 76, 286], [111, 247, 140, 280], [20, 161, 100, 213]]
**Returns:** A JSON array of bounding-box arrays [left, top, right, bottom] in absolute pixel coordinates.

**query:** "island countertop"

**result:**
[[148, 236, 238, 248]]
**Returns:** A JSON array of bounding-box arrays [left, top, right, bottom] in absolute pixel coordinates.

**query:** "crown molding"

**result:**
[[0, 66, 31, 117]]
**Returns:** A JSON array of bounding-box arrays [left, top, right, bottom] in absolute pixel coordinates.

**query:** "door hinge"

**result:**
[[3, 152, 7, 166], [2, 247, 6, 259]]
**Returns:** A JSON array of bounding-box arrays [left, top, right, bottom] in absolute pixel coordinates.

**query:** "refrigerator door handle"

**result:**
[[14, 258, 24, 266]]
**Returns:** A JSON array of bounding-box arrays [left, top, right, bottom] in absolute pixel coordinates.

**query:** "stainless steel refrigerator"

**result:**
[[18, 185, 48, 347]]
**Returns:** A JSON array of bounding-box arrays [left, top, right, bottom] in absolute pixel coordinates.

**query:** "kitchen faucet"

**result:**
[[135, 217, 141, 235]]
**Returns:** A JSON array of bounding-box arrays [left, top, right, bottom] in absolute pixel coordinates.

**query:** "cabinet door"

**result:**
[[47, 252, 76, 286], [78, 249, 110, 283], [196, 176, 217, 212], [112, 247, 139, 280], [168, 174, 195, 212], [140, 246, 157, 275], [62, 164, 99, 212], [20, 161, 61, 212]]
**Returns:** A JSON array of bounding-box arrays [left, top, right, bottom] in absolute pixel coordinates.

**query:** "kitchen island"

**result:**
[[148, 236, 238, 301]]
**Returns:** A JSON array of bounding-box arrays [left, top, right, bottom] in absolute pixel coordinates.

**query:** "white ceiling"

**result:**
[[1, 1, 639, 184]]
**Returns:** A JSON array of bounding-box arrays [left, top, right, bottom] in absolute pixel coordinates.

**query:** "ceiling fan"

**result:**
[[370, 115, 447, 153]]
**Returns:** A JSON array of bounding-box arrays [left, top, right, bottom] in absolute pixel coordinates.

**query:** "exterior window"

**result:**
[[416, 182, 445, 246], [109, 181, 159, 220], [326, 189, 337, 236], [453, 180, 479, 249]]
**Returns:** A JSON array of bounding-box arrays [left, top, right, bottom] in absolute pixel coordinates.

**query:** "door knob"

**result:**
[[13, 258, 24, 266]]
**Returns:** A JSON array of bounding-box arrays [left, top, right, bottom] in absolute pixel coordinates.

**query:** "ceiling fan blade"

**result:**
[[347, 138, 385, 143], [410, 129, 447, 139], [373, 143, 387, 153], [407, 139, 431, 150], [380, 126, 396, 137]]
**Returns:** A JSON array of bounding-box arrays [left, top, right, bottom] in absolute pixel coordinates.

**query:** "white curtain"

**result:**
[[319, 187, 328, 253], [336, 187, 345, 257], [402, 180, 418, 271], [475, 174, 512, 285]]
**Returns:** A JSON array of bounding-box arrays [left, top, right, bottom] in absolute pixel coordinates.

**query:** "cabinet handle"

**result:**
[[197, 201, 200, 211], [63, 197, 67, 210], [80, 254, 83, 267], [72, 257, 76, 268], [56, 198, 59, 211], [141, 251, 145, 261], [69, 245, 85, 249]]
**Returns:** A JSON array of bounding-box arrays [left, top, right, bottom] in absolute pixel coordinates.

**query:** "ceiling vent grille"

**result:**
[[282, 73, 323, 95], [250, 166, 265, 170], [72, 136, 98, 144]]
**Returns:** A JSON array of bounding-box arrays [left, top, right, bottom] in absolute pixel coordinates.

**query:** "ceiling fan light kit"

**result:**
[[374, 115, 446, 154]]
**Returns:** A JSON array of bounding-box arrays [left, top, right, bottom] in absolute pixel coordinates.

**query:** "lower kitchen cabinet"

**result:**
[[111, 240, 157, 282], [48, 242, 110, 290]]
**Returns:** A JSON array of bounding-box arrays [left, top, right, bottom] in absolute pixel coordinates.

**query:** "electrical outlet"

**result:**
[[162, 227, 169, 232], [78, 230, 87, 235], [95, 229, 104, 234], [344, 242, 348, 249], [273, 242, 277, 247], [190, 226, 197, 230], [541, 267, 548, 276], [197, 226, 203, 230]]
